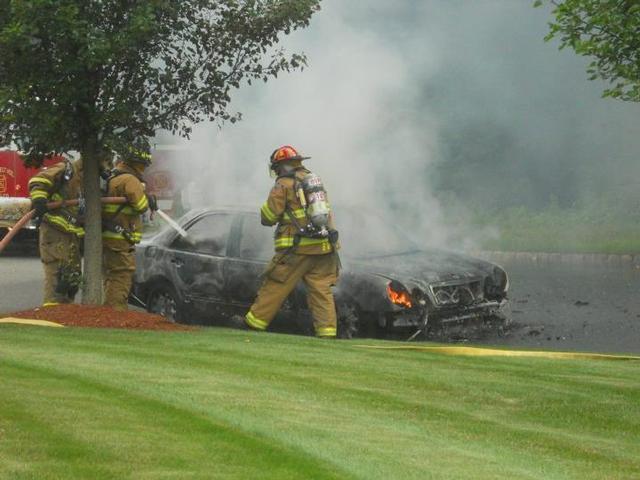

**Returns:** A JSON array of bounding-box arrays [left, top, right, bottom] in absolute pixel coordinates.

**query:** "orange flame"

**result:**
[[387, 283, 412, 308]]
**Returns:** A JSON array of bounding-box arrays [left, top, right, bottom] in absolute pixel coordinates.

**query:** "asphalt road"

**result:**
[[491, 260, 640, 355], [0, 251, 43, 313], [2, 254, 639, 354]]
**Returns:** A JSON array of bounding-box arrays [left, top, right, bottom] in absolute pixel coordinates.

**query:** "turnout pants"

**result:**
[[39, 223, 81, 306], [103, 238, 136, 310], [245, 252, 340, 337]]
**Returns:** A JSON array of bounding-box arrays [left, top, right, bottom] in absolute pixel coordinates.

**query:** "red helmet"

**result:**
[[269, 145, 310, 164]]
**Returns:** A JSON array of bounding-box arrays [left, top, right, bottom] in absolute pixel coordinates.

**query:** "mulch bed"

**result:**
[[4, 304, 193, 331]]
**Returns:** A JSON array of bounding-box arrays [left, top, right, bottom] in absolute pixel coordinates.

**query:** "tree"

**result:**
[[535, 0, 640, 102], [0, 0, 321, 303]]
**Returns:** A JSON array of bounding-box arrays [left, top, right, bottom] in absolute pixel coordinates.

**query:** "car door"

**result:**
[[223, 213, 272, 308], [166, 212, 236, 320], [224, 213, 311, 332]]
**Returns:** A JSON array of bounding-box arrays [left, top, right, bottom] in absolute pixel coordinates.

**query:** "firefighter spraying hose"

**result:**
[[0, 196, 186, 253], [0, 197, 127, 254], [1, 149, 187, 309], [100, 143, 187, 310]]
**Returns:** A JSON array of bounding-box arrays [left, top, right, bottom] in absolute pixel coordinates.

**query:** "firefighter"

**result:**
[[29, 157, 84, 306], [102, 145, 157, 310], [244, 145, 340, 338]]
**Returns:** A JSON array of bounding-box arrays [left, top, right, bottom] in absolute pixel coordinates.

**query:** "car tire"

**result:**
[[147, 284, 183, 323], [337, 303, 358, 339], [337, 302, 377, 339]]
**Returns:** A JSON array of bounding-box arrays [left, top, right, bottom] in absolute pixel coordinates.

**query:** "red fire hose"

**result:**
[[0, 197, 126, 254]]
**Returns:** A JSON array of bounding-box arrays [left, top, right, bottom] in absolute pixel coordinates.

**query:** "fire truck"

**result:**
[[0, 150, 62, 246]]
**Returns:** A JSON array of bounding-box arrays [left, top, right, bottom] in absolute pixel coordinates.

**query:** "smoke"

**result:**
[[159, 0, 640, 252], [419, 0, 640, 211]]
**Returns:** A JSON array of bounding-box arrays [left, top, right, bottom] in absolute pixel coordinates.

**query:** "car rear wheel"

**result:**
[[147, 285, 182, 323]]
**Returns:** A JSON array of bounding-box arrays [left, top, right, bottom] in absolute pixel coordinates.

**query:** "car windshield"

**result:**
[[335, 208, 419, 259]]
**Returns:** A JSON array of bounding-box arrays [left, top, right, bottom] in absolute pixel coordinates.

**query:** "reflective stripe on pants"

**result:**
[[246, 252, 339, 337]]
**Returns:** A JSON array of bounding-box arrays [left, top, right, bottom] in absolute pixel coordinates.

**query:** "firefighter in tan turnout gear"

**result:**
[[29, 158, 84, 306], [102, 146, 156, 309], [245, 145, 340, 337]]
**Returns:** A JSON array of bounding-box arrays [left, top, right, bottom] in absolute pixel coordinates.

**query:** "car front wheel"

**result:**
[[147, 284, 182, 323], [337, 302, 379, 339]]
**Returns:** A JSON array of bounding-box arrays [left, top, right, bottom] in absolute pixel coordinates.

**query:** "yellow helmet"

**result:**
[[124, 146, 152, 166]]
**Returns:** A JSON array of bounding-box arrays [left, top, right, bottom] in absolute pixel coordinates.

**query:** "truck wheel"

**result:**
[[147, 285, 182, 323]]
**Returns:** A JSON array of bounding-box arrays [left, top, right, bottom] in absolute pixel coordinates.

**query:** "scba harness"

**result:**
[[281, 169, 339, 249], [37, 159, 84, 233], [101, 169, 139, 245]]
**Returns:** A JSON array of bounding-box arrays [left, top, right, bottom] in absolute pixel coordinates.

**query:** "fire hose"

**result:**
[[0, 197, 126, 254], [0, 196, 187, 254]]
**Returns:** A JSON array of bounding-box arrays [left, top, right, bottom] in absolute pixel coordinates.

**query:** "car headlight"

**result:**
[[387, 280, 413, 308], [495, 266, 509, 292], [486, 266, 509, 296]]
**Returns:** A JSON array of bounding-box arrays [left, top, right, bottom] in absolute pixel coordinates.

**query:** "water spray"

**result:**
[[155, 209, 188, 238]]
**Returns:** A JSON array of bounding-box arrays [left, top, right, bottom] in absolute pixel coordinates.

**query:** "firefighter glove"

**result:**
[[31, 197, 48, 220], [146, 194, 158, 212]]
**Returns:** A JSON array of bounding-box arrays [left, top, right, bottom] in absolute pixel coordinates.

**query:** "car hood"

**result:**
[[342, 249, 497, 284]]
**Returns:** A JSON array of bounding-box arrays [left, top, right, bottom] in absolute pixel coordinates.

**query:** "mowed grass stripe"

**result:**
[[0, 326, 636, 480], [0, 358, 350, 480], [1, 325, 639, 479], [1, 390, 116, 479]]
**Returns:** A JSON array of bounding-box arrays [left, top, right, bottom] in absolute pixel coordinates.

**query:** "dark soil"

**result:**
[[4, 304, 193, 331]]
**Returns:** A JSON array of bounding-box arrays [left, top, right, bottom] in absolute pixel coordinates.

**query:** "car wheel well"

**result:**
[[141, 276, 173, 299], [336, 297, 379, 339], [144, 278, 184, 323]]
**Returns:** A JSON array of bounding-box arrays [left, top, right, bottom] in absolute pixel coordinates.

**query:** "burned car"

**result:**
[[132, 207, 510, 339]]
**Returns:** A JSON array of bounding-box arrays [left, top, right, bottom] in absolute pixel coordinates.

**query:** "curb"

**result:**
[[472, 251, 640, 268]]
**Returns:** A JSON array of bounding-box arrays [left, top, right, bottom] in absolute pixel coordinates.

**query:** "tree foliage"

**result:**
[[0, 0, 321, 303], [0, 0, 320, 162], [536, 0, 640, 102]]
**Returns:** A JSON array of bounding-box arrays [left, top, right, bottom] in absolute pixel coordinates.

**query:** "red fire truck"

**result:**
[[0, 150, 62, 246]]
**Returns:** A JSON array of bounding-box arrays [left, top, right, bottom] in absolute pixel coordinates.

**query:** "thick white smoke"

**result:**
[[158, 0, 640, 253], [160, 0, 480, 253]]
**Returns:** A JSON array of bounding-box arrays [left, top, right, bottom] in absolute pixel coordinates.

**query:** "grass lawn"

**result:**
[[1, 325, 639, 480], [483, 222, 640, 255], [472, 206, 640, 254]]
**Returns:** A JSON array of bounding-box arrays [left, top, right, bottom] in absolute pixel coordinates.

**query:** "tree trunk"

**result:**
[[81, 149, 103, 304]]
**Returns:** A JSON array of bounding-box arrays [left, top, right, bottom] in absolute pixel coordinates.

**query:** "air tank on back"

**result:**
[[300, 172, 330, 235]]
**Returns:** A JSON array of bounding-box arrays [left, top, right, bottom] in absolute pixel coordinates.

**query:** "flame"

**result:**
[[387, 283, 412, 308]]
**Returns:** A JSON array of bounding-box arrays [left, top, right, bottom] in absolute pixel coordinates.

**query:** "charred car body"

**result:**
[[132, 207, 510, 339]]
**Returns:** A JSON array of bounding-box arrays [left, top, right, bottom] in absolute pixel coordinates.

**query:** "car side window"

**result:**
[[239, 215, 274, 261], [171, 214, 234, 256]]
